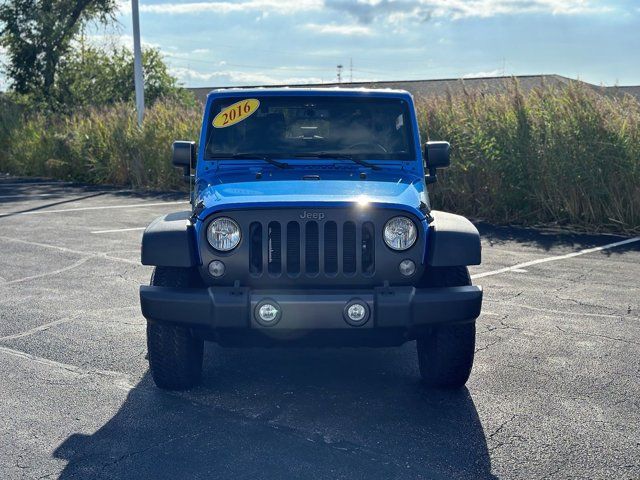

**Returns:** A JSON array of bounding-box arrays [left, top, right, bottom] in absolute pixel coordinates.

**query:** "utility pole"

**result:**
[[132, 0, 145, 126], [337, 64, 343, 83]]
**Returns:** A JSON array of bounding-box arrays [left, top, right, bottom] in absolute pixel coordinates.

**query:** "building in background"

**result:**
[[187, 74, 640, 103]]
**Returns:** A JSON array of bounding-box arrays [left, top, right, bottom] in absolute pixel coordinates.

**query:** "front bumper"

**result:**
[[140, 285, 482, 347]]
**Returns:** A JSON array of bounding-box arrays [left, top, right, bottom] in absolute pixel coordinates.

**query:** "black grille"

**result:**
[[249, 219, 374, 277]]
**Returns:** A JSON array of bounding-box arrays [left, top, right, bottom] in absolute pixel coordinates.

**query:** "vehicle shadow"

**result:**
[[53, 345, 497, 479]]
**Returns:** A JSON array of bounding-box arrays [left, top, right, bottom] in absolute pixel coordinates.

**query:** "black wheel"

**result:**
[[416, 266, 476, 389], [147, 267, 204, 390]]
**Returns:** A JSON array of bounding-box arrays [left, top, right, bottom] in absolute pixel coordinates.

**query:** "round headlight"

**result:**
[[207, 217, 241, 251], [383, 216, 417, 251]]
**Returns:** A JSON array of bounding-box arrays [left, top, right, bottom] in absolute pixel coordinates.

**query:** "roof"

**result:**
[[188, 74, 640, 104], [205, 86, 412, 100], [605, 85, 640, 100]]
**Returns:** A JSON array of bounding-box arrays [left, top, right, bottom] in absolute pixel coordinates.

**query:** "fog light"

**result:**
[[347, 304, 366, 321], [399, 259, 416, 277], [343, 299, 369, 326], [208, 260, 225, 278], [255, 300, 281, 326]]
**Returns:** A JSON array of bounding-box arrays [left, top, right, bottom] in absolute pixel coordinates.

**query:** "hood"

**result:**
[[194, 169, 426, 218]]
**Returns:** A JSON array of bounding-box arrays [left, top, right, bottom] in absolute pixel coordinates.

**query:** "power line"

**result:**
[[163, 52, 397, 76], [164, 54, 334, 74], [163, 52, 514, 85]]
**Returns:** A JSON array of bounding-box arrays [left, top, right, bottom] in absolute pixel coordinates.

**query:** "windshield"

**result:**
[[204, 95, 415, 161]]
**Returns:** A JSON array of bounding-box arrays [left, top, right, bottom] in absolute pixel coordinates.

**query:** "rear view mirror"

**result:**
[[424, 141, 450, 184], [172, 141, 197, 176], [424, 141, 450, 169]]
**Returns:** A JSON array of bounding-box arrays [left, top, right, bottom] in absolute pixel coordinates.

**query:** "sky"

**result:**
[[2, 0, 640, 90]]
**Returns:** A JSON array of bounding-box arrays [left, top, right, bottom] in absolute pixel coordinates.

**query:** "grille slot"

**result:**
[[324, 221, 338, 274], [286, 221, 301, 275], [249, 222, 262, 275], [268, 221, 281, 275], [343, 221, 357, 274], [362, 222, 375, 276], [305, 221, 319, 274]]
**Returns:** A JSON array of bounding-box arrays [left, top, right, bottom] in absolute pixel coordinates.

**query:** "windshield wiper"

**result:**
[[209, 153, 290, 169], [294, 152, 381, 170]]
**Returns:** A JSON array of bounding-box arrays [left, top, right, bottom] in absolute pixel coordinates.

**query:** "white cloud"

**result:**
[[169, 66, 324, 86], [304, 23, 373, 35], [84, 33, 160, 50], [129, 0, 614, 23], [140, 0, 322, 15], [327, 0, 613, 24], [463, 69, 503, 78], [126, 0, 615, 22], [424, 0, 612, 19]]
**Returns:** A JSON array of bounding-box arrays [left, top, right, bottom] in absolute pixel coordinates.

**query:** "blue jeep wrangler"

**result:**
[[140, 88, 482, 390]]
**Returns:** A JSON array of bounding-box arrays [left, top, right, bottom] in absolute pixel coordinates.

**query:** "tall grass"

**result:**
[[1, 100, 200, 189], [1, 81, 638, 232], [417, 81, 640, 233], [0, 95, 25, 170]]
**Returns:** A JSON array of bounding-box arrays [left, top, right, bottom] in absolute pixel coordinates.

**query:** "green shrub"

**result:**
[[0, 94, 25, 171], [418, 81, 640, 233], [1, 99, 200, 189]]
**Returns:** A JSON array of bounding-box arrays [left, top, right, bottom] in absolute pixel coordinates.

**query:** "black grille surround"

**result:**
[[198, 207, 426, 288]]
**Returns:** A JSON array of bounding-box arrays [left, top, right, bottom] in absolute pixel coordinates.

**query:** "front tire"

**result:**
[[416, 266, 476, 389], [147, 267, 204, 390]]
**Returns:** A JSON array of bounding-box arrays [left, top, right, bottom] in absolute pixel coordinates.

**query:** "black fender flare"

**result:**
[[427, 211, 481, 267], [141, 211, 198, 267]]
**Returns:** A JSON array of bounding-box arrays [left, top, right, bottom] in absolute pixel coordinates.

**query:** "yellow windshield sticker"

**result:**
[[213, 99, 260, 128]]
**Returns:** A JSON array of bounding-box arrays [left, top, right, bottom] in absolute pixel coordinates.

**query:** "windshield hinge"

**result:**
[[191, 200, 205, 221], [420, 201, 434, 223]]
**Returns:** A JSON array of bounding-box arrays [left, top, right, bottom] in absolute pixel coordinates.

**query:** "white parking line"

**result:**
[[92, 227, 147, 234], [0, 346, 135, 391], [0, 257, 90, 286], [0, 181, 71, 187], [0, 200, 187, 216], [471, 236, 640, 279], [0, 318, 72, 340], [0, 193, 61, 199], [484, 299, 633, 319], [0, 235, 141, 265]]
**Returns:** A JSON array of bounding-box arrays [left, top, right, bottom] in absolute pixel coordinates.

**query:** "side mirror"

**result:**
[[172, 140, 197, 177], [424, 141, 450, 184]]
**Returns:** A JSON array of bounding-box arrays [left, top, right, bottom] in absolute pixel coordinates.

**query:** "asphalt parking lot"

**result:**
[[1, 176, 639, 480]]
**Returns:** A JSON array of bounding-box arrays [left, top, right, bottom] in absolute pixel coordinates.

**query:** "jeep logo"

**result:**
[[300, 211, 326, 220]]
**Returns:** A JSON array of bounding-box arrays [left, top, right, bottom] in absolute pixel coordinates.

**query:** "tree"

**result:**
[[0, 0, 116, 104], [56, 44, 193, 108]]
